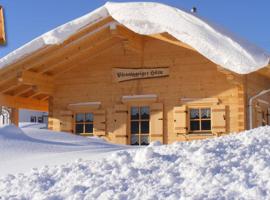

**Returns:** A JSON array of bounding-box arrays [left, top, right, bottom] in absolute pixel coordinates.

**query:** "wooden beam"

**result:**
[[11, 108, 19, 126], [31, 85, 54, 95], [13, 86, 33, 97], [16, 71, 54, 96], [0, 94, 48, 111], [0, 6, 5, 45], [53, 38, 120, 75], [149, 33, 195, 51], [112, 25, 144, 53], [39, 27, 115, 74], [17, 70, 54, 86], [0, 78, 20, 94], [0, 17, 114, 80]]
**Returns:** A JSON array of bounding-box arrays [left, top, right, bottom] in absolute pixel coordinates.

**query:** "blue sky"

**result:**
[[0, 0, 270, 58]]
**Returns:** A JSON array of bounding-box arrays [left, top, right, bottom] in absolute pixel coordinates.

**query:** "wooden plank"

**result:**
[[0, 94, 48, 111], [112, 25, 144, 53], [52, 38, 120, 75], [0, 6, 5, 45], [38, 27, 114, 74], [149, 33, 195, 51]]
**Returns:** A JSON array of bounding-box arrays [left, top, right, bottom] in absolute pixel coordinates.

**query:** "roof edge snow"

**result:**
[[0, 2, 269, 74]]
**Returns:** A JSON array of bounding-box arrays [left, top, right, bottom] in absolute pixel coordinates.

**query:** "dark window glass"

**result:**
[[190, 109, 199, 119], [30, 116, 36, 123], [141, 121, 149, 134], [38, 117, 43, 123], [85, 124, 93, 133], [85, 113, 93, 122], [141, 135, 149, 145], [75, 124, 84, 134], [131, 107, 139, 120], [131, 121, 139, 134], [201, 108, 211, 119], [190, 121, 200, 131], [76, 113, 84, 122], [201, 120, 211, 130], [140, 106, 150, 120], [131, 135, 139, 145]]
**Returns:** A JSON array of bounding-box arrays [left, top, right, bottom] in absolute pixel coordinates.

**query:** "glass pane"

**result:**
[[190, 109, 199, 119], [140, 106, 150, 120], [201, 108, 211, 119], [141, 121, 149, 134], [85, 124, 93, 133], [190, 121, 200, 131], [75, 124, 84, 134], [141, 135, 149, 145], [131, 135, 139, 145], [131, 121, 139, 134], [85, 113, 93, 122], [76, 113, 84, 122], [201, 120, 211, 130], [131, 107, 139, 120]]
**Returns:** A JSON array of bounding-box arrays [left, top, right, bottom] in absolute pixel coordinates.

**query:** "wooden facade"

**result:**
[[0, 6, 5, 45], [0, 17, 270, 145]]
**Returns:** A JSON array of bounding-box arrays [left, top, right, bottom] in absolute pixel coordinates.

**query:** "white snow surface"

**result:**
[[1, 125, 270, 199], [0, 2, 269, 74]]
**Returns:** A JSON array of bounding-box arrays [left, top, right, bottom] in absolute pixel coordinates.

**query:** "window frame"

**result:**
[[74, 112, 94, 136], [188, 107, 212, 134], [129, 105, 150, 146]]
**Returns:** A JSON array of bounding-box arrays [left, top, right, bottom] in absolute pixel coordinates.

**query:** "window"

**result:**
[[30, 116, 36, 123], [189, 108, 211, 132], [75, 113, 94, 135], [38, 117, 43, 123], [130, 106, 150, 145]]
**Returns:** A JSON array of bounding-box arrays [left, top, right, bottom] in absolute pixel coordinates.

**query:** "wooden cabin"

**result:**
[[0, 6, 5, 45], [0, 2, 269, 145]]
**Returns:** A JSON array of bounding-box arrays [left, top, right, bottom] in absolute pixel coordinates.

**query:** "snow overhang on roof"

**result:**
[[0, 2, 269, 74]]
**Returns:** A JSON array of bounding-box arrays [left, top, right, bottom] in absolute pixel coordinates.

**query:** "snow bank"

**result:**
[[1, 126, 270, 199], [0, 125, 127, 176], [0, 2, 269, 74]]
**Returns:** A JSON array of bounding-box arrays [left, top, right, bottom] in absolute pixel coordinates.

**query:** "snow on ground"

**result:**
[[0, 125, 129, 177], [19, 122, 47, 129], [1, 126, 270, 199]]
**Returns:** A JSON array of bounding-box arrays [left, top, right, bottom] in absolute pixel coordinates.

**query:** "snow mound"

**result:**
[[19, 122, 47, 129], [1, 126, 270, 199], [0, 2, 269, 74]]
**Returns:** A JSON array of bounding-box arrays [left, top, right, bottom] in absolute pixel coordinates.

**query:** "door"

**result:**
[[130, 106, 150, 145]]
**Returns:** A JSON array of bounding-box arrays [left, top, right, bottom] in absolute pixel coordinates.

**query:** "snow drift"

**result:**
[[1, 126, 270, 199], [0, 2, 269, 74]]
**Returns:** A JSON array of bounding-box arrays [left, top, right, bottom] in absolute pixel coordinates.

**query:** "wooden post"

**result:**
[[11, 108, 19, 126]]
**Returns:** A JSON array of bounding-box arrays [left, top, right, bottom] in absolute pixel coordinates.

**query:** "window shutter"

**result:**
[[256, 106, 263, 127], [113, 104, 128, 138], [93, 110, 106, 136], [150, 103, 163, 143], [173, 105, 188, 134], [267, 108, 270, 125], [59, 110, 73, 132], [212, 105, 226, 134]]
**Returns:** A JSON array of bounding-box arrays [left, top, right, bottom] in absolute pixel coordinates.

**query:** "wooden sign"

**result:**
[[0, 6, 5, 45], [112, 67, 169, 82]]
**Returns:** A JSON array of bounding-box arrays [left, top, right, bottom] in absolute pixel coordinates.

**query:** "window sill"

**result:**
[[187, 132, 213, 136]]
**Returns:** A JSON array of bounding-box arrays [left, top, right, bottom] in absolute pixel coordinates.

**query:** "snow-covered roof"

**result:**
[[0, 2, 269, 74]]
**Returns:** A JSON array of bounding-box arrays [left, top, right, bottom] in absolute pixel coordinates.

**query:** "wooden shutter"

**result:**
[[48, 118, 60, 131], [212, 105, 226, 134], [59, 110, 73, 132], [173, 105, 188, 134], [150, 103, 163, 143], [267, 108, 270, 125], [256, 106, 263, 127], [113, 104, 128, 137], [93, 110, 106, 136]]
